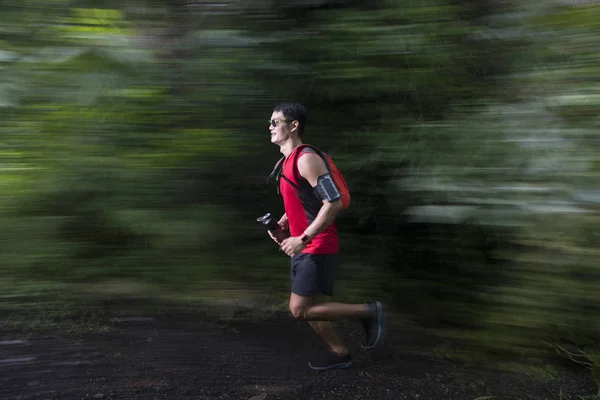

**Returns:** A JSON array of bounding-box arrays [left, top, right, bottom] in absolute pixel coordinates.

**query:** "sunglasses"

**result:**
[[269, 118, 291, 127]]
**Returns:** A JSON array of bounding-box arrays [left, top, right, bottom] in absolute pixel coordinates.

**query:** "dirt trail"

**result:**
[[0, 308, 595, 400]]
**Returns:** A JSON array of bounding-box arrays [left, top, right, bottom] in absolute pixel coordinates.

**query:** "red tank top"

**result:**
[[280, 146, 339, 254]]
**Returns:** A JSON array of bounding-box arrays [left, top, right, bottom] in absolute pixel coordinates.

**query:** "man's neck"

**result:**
[[279, 137, 304, 158]]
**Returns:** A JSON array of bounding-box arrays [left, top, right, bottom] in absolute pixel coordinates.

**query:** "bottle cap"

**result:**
[[257, 213, 271, 224]]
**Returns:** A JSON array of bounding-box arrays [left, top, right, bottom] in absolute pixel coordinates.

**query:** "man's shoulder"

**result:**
[[297, 144, 324, 160], [297, 149, 325, 170]]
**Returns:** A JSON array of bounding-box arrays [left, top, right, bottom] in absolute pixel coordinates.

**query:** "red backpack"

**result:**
[[269, 144, 351, 209]]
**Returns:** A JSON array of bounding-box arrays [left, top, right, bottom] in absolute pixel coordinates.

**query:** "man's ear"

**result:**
[[291, 120, 299, 131]]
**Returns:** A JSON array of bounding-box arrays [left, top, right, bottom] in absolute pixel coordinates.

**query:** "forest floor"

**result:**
[[1, 298, 596, 400]]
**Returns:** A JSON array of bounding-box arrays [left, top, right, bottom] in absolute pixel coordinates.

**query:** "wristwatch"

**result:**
[[300, 233, 312, 245]]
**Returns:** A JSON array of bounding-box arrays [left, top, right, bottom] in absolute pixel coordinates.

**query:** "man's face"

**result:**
[[269, 111, 293, 145]]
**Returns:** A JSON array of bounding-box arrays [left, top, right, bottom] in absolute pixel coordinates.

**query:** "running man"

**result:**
[[267, 102, 385, 370]]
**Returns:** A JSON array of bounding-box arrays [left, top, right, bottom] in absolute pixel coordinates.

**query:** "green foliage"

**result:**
[[0, 4, 599, 394]]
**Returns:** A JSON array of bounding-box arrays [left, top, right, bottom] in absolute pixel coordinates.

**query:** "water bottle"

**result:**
[[257, 213, 289, 243]]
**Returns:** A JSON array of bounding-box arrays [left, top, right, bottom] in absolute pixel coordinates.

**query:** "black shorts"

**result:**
[[290, 253, 338, 297]]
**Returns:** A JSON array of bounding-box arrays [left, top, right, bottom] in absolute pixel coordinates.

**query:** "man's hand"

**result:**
[[278, 216, 289, 231], [279, 236, 306, 257]]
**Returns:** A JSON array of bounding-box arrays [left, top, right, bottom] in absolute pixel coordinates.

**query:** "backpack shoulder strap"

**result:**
[[267, 156, 285, 183]]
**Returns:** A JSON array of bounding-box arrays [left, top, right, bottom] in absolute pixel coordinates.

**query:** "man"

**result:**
[[267, 102, 385, 370]]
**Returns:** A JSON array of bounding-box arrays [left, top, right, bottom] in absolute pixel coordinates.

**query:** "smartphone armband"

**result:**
[[314, 173, 341, 202]]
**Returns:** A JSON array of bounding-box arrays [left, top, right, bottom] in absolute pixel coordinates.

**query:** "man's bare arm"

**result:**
[[297, 153, 342, 240]]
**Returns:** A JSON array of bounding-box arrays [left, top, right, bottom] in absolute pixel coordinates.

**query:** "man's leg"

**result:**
[[289, 293, 353, 370], [289, 253, 385, 363], [306, 300, 370, 320], [308, 321, 347, 355], [289, 293, 349, 355], [290, 253, 371, 320]]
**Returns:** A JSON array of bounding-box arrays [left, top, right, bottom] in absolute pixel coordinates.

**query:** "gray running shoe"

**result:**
[[360, 301, 384, 349], [308, 350, 352, 370]]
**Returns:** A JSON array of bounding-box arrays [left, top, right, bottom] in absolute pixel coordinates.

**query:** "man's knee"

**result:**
[[289, 301, 308, 320]]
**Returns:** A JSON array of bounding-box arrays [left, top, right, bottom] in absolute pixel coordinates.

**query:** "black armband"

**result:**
[[314, 173, 341, 202]]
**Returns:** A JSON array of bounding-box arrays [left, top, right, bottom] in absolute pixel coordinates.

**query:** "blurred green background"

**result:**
[[1, 0, 599, 384]]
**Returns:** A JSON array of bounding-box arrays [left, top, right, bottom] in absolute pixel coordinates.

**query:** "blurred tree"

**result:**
[[0, 2, 599, 379]]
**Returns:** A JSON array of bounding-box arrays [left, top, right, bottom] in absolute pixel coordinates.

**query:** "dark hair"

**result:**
[[273, 102, 306, 137]]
